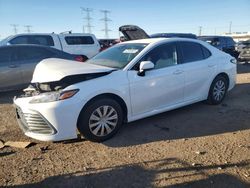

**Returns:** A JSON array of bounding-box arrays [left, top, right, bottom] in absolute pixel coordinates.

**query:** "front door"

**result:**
[[128, 43, 185, 116]]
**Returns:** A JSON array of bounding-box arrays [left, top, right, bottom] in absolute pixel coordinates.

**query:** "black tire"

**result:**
[[77, 98, 123, 142], [207, 75, 228, 105]]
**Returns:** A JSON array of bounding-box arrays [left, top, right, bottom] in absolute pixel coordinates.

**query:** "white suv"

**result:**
[[14, 38, 236, 142], [0, 33, 100, 60]]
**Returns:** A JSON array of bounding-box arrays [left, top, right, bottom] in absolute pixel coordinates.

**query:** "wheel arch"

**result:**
[[214, 72, 230, 89], [77, 93, 128, 126]]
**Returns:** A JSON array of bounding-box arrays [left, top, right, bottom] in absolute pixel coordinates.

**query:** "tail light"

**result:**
[[75, 56, 85, 62]]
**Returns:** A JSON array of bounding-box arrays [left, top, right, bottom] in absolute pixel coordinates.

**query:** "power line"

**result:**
[[10, 24, 18, 34], [24, 25, 32, 33], [100, 10, 112, 38], [81, 7, 93, 33]]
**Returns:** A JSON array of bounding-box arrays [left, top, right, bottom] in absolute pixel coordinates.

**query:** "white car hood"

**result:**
[[32, 58, 115, 83]]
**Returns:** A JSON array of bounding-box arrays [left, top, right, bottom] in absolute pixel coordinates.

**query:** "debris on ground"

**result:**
[[39, 146, 49, 153], [0, 139, 4, 149], [195, 151, 206, 155], [4, 141, 35, 148]]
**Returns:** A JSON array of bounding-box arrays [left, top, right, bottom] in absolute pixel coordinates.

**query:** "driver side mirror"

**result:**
[[138, 61, 154, 76]]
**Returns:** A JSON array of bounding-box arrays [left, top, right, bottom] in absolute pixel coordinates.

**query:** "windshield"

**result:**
[[87, 43, 147, 69]]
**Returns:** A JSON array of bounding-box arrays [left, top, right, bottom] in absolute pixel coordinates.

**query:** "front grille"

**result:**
[[16, 107, 56, 135]]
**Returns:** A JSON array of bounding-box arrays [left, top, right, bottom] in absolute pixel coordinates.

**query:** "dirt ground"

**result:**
[[0, 63, 250, 188]]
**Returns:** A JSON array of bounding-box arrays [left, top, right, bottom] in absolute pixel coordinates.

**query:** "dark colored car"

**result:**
[[119, 25, 150, 41], [98, 39, 119, 51], [238, 45, 250, 63], [0, 44, 84, 91], [235, 40, 250, 53], [198, 36, 239, 58], [119, 25, 197, 41], [150, 33, 197, 39]]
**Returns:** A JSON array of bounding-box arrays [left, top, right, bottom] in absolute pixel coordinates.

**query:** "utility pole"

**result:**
[[198, 26, 202, 36], [24, 25, 32, 33], [100, 10, 112, 38], [10, 24, 18, 34], [81, 7, 93, 33], [229, 21, 232, 34]]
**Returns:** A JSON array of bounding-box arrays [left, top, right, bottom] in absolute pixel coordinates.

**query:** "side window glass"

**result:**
[[9, 36, 28, 44], [180, 42, 204, 63], [201, 46, 211, 59], [17, 47, 53, 61], [28, 36, 55, 46], [65, 36, 94, 45], [141, 43, 178, 70]]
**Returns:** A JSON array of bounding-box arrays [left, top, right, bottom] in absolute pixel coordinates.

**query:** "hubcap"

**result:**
[[213, 80, 226, 101], [89, 105, 118, 137]]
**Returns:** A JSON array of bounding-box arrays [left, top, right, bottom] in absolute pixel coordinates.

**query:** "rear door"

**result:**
[[0, 47, 23, 90], [178, 41, 216, 102]]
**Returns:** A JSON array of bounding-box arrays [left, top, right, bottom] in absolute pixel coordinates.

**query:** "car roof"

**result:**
[[122, 37, 202, 45], [150, 33, 197, 39], [0, 44, 52, 49], [198, 35, 231, 38]]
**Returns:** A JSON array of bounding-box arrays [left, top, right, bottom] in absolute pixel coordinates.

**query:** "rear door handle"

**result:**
[[173, 70, 184, 75], [9, 64, 18, 68]]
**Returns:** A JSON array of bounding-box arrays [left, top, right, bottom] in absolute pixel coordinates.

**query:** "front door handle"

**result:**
[[9, 64, 18, 68], [173, 70, 184, 75]]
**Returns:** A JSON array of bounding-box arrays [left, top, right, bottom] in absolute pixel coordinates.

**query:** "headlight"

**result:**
[[29, 89, 79, 104]]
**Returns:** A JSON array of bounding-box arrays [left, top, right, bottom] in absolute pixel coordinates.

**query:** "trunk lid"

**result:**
[[119, 25, 149, 41]]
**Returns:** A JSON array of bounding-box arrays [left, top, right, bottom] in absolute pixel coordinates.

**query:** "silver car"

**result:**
[[0, 45, 82, 91]]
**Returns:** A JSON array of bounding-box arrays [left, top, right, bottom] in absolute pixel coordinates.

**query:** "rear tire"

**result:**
[[207, 75, 228, 105], [77, 98, 123, 142]]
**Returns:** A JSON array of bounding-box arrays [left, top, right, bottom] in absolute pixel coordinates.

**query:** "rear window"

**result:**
[[65, 36, 94, 45], [180, 42, 204, 63], [10, 35, 54, 46], [16, 47, 54, 61]]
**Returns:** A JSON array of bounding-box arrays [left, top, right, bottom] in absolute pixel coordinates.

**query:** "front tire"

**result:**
[[207, 75, 228, 105], [77, 98, 123, 142]]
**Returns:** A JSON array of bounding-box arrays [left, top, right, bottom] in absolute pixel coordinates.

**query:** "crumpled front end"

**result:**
[[13, 85, 84, 141]]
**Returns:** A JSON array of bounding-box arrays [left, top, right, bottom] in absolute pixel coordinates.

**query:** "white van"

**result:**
[[0, 33, 101, 60]]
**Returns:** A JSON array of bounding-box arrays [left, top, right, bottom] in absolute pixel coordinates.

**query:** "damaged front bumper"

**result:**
[[13, 92, 83, 141]]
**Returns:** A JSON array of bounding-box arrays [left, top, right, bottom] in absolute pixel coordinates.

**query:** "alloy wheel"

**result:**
[[212, 80, 226, 101], [88, 105, 118, 137]]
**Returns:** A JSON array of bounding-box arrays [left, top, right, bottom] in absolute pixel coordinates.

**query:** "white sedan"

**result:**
[[14, 38, 236, 142]]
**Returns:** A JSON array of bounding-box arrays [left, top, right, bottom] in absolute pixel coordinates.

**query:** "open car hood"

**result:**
[[32, 58, 115, 83], [119, 25, 149, 41]]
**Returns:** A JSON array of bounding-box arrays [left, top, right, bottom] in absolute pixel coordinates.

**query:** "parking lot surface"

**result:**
[[0, 64, 250, 187]]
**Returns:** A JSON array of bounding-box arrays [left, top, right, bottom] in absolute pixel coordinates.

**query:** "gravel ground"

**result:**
[[0, 63, 250, 188]]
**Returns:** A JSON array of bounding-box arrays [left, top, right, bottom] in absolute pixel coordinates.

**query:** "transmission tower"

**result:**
[[10, 24, 18, 34], [229, 21, 232, 34], [198, 26, 202, 36], [24, 25, 32, 33], [81, 7, 93, 33], [100, 10, 112, 38]]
